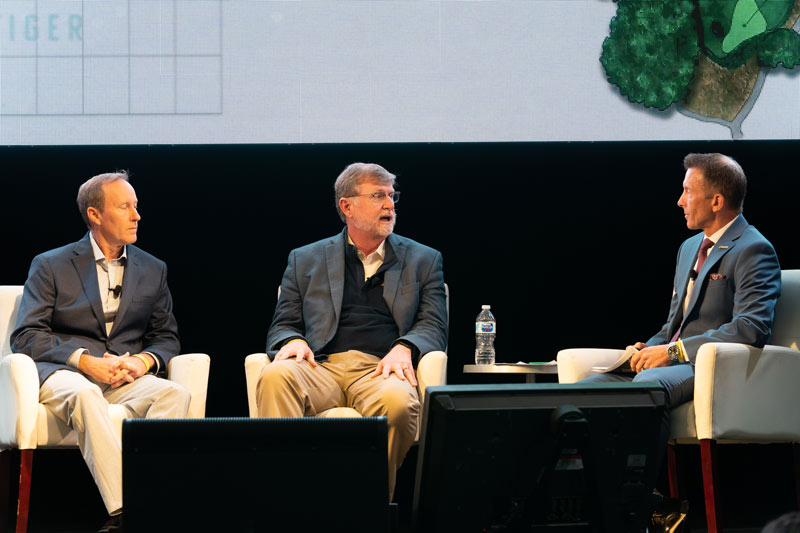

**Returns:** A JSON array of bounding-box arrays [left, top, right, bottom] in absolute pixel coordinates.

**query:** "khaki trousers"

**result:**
[[256, 350, 420, 499], [39, 370, 191, 514]]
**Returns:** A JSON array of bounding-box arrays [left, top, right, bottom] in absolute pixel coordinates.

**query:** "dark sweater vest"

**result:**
[[321, 241, 398, 358]]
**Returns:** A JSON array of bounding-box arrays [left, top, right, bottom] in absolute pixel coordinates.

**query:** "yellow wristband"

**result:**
[[287, 338, 308, 346], [676, 340, 687, 363], [132, 353, 151, 373]]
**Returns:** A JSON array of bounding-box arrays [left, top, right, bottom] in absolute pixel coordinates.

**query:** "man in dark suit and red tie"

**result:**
[[11, 172, 190, 532], [581, 152, 781, 529], [583, 153, 781, 408]]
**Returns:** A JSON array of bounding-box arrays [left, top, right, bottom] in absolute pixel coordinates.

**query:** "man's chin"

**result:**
[[375, 223, 395, 238]]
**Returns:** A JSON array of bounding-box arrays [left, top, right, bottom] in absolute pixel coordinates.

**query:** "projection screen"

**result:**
[[2, 0, 799, 144]]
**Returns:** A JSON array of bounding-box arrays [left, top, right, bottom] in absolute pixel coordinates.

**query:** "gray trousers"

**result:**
[[39, 369, 191, 514]]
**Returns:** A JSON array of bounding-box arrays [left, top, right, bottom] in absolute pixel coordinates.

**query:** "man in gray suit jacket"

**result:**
[[583, 153, 781, 412], [11, 172, 190, 531], [257, 162, 448, 498]]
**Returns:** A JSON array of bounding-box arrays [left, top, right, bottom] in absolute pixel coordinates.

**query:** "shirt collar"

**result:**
[[707, 214, 740, 245], [89, 232, 127, 264], [346, 234, 386, 263]]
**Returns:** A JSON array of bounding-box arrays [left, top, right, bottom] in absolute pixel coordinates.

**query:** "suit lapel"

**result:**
[[72, 234, 107, 339], [111, 246, 139, 336], [383, 234, 405, 318], [326, 231, 346, 324], [668, 234, 702, 336]]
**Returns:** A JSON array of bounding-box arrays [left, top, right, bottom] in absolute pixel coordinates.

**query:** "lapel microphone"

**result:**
[[365, 272, 384, 289], [689, 270, 698, 280], [109, 285, 122, 299]]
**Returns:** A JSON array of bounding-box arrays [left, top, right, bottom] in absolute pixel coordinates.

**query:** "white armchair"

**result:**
[[0, 285, 211, 533], [245, 284, 449, 438], [556, 270, 800, 533]]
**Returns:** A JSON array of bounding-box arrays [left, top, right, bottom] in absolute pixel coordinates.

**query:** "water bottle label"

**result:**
[[476, 322, 496, 333]]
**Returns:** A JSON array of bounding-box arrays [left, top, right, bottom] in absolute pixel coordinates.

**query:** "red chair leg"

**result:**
[[700, 439, 722, 533], [16, 450, 32, 533], [667, 443, 681, 499]]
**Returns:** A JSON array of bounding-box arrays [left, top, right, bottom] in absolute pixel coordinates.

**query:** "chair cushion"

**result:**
[[315, 407, 362, 418]]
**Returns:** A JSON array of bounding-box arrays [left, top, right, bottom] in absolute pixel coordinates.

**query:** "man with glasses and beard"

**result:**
[[256, 162, 448, 500]]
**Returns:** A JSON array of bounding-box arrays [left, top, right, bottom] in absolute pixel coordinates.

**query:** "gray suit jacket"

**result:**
[[648, 215, 781, 363], [266, 229, 448, 362], [11, 233, 180, 384]]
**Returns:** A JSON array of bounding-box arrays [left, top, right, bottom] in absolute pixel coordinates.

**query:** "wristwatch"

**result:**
[[666, 342, 681, 363]]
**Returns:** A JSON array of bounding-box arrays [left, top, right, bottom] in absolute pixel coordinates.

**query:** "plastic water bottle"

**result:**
[[475, 305, 496, 365]]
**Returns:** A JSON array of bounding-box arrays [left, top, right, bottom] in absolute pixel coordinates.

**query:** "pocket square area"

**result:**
[[709, 273, 726, 280]]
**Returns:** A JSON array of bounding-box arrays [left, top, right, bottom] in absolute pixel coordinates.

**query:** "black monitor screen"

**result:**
[[412, 383, 666, 533], [123, 416, 388, 533]]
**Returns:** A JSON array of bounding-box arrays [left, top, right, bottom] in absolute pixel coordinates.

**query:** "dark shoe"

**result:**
[[98, 514, 123, 533], [650, 496, 688, 533]]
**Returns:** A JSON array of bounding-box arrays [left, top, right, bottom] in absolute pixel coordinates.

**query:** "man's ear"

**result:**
[[86, 207, 102, 227], [711, 193, 726, 213], [339, 197, 353, 219]]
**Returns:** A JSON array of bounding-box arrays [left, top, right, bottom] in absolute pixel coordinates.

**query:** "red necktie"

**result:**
[[695, 238, 714, 276]]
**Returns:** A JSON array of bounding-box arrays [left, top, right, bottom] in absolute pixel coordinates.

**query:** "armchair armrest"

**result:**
[[0, 354, 40, 449], [417, 351, 447, 411], [694, 342, 800, 441], [244, 353, 271, 418], [167, 353, 211, 419], [556, 348, 625, 383]]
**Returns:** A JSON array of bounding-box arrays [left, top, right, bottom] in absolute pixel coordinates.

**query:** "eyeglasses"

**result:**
[[346, 191, 401, 204]]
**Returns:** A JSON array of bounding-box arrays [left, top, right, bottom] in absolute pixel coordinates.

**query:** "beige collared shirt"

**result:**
[[90, 232, 127, 335], [347, 234, 386, 282]]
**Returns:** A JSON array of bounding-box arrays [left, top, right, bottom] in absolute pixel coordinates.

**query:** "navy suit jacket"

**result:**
[[11, 233, 180, 384], [648, 215, 781, 363], [266, 229, 448, 362]]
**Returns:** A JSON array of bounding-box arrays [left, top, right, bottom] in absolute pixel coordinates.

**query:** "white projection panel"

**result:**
[[1, 0, 799, 144]]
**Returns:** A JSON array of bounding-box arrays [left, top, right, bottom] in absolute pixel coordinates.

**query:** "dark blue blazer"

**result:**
[[648, 215, 781, 362], [11, 233, 180, 383]]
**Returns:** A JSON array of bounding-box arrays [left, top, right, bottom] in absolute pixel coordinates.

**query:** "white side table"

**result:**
[[463, 363, 558, 383]]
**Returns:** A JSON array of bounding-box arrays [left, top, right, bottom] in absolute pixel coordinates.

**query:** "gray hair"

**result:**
[[684, 153, 747, 212], [334, 163, 396, 222], [76, 171, 130, 228]]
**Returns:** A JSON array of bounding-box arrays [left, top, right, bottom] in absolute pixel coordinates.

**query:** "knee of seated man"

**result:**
[[165, 380, 191, 411], [74, 385, 106, 407], [377, 384, 419, 422], [257, 360, 302, 393], [260, 359, 303, 380], [140, 377, 192, 416], [70, 385, 108, 425]]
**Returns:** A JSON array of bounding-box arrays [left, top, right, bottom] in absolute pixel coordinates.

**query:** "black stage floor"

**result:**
[[2, 444, 796, 533]]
